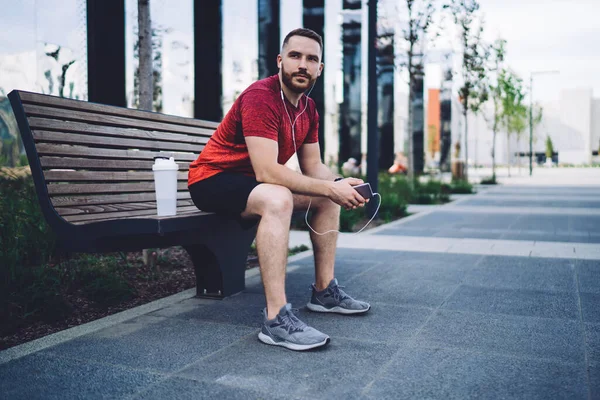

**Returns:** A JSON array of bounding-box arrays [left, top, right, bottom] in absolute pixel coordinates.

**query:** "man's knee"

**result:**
[[267, 188, 294, 217], [247, 184, 294, 218]]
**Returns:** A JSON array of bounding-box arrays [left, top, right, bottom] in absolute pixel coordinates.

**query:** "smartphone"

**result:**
[[354, 182, 374, 200]]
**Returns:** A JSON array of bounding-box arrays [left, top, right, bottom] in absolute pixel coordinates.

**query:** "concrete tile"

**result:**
[[176, 337, 395, 400], [591, 366, 600, 400], [299, 303, 433, 344], [588, 323, 600, 398], [367, 346, 587, 400], [462, 198, 600, 209], [0, 352, 160, 400], [530, 242, 577, 259], [575, 246, 600, 261], [149, 297, 220, 318], [436, 230, 504, 240], [512, 215, 565, 232], [464, 256, 577, 292], [577, 260, 600, 294], [570, 215, 600, 233], [151, 292, 268, 328], [580, 293, 600, 323], [442, 285, 579, 320], [585, 323, 600, 366], [415, 309, 584, 363], [373, 227, 437, 238], [41, 316, 256, 373], [344, 253, 479, 308], [132, 376, 276, 400]]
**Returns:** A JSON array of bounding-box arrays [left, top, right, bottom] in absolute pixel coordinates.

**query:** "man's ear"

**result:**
[[317, 63, 324, 76], [277, 55, 282, 69]]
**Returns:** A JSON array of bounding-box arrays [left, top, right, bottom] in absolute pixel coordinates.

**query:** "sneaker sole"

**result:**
[[258, 332, 330, 351], [306, 302, 371, 314]]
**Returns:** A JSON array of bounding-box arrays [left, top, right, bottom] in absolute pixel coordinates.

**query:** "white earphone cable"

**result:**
[[280, 80, 381, 236]]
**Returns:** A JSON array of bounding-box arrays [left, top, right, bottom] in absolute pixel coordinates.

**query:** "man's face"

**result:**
[[279, 36, 323, 94]]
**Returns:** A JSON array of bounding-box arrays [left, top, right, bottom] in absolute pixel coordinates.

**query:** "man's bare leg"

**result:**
[[293, 195, 340, 291], [241, 184, 293, 320]]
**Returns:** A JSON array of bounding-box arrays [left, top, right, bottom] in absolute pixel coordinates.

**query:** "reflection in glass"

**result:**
[[125, 0, 194, 117], [0, 0, 87, 166]]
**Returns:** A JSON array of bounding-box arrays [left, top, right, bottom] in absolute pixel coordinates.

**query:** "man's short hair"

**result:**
[[282, 28, 323, 55]]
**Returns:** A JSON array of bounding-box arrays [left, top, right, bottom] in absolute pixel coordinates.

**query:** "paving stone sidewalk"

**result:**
[[1, 178, 599, 399]]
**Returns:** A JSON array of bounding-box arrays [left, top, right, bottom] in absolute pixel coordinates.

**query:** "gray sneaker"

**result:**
[[258, 303, 330, 351], [307, 278, 371, 314]]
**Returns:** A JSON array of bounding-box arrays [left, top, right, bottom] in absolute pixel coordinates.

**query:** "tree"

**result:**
[[138, 0, 154, 267], [486, 38, 506, 181], [400, 0, 438, 180], [545, 135, 554, 160], [498, 69, 526, 177], [516, 103, 542, 172], [137, 0, 153, 112], [445, 0, 489, 179]]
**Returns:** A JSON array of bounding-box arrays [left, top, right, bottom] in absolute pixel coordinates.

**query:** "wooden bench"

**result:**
[[8, 90, 257, 299]]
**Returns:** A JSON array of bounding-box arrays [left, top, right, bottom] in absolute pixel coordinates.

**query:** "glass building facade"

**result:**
[[0, 0, 88, 166], [0, 0, 435, 170]]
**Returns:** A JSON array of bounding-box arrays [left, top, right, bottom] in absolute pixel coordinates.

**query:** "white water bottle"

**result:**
[[152, 157, 179, 216]]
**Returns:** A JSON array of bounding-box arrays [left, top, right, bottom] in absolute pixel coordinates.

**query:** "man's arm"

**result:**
[[296, 142, 338, 180], [246, 136, 364, 209]]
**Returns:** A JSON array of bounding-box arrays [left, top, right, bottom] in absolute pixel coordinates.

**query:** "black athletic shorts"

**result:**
[[189, 172, 261, 217]]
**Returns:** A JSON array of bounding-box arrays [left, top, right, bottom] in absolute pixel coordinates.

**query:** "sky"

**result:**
[[468, 0, 600, 103]]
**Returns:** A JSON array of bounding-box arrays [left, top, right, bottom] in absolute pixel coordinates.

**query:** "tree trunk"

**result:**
[[491, 129, 497, 179], [138, 0, 153, 111], [463, 108, 469, 179], [138, 0, 153, 266], [407, 48, 415, 182], [506, 134, 511, 177], [517, 137, 521, 174]]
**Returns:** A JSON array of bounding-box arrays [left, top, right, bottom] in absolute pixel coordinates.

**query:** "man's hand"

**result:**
[[329, 177, 369, 211]]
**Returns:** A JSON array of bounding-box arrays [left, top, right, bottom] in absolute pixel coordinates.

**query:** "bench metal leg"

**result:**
[[184, 238, 253, 299]]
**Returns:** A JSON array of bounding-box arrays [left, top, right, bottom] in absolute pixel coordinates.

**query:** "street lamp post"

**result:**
[[529, 70, 559, 176]]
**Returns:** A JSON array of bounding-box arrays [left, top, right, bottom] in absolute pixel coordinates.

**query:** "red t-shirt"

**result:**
[[188, 75, 319, 186]]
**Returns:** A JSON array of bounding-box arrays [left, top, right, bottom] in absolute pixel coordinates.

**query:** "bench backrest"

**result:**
[[8, 90, 217, 225]]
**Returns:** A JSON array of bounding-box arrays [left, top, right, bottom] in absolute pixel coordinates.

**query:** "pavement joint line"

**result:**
[[362, 253, 486, 397], [573, 260, 594, 399], [404, 341, 583, 367], [39, 349, 169, 378], [124, 330, 262, 400]]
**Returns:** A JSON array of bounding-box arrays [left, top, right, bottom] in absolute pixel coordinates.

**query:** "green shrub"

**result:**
[[449, 179, 474, 194], [0, 169, 57, 287], [480, 176, 497, 185]]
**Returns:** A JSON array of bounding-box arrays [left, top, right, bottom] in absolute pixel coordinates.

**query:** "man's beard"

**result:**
[[281, 64, 316, 94]]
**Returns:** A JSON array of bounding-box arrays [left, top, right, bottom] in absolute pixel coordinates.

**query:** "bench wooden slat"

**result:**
[[63, 205, 201, 223], [32, 130, 204, 153], [24, 104, 209, 136], [54, 199, 195, 216], [47, 182, 189, 195], [50, 191, 191, 207], [40, 157, 156, 171], [19, 91, 219, 130], [30, 118, 212, 142], [35, 144, 198, 161], [44, 171, 188, 182]]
